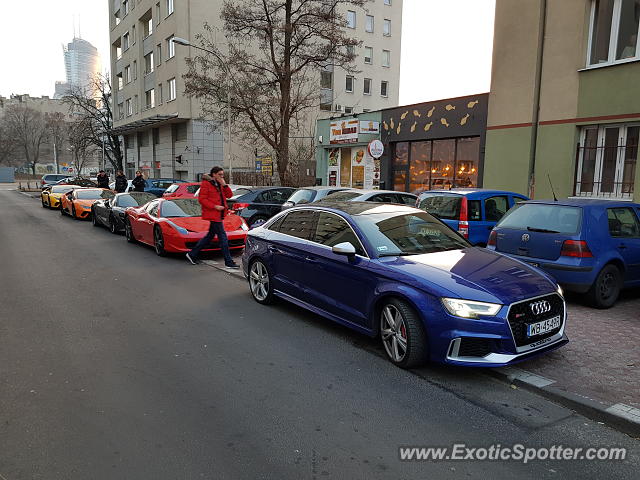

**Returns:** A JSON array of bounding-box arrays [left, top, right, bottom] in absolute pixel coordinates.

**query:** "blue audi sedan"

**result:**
[[242, 202, 568, 368]]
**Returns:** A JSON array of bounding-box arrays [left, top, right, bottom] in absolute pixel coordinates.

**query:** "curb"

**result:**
[[487, 367, 640, 438]]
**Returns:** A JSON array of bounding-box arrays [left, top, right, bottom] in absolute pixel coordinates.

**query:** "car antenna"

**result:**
[[547, 173, 558, 202]]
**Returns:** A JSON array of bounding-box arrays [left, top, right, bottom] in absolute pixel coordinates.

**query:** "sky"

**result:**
[[0, 0, 495, 104]]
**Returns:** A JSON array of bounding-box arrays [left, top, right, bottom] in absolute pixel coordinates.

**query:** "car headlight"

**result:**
[[165, 220, 188, 235], [556, 284, 564, 297], [240, 222, 249, 231], [441, 298, 502, 319]]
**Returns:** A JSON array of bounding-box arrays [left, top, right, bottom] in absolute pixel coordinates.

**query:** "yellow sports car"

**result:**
[[41, 184, 85, 209]]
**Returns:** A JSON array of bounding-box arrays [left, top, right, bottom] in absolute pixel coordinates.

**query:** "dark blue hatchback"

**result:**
[[416, 189, 529, 246], [487, 199, 640, 308], [242, 202, 567, 368]]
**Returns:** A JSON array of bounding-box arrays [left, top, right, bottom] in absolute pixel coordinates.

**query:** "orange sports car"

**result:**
[[60, 188, 114, 219]]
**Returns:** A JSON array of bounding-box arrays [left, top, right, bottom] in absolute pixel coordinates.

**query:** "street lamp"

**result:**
[[171, 37, 233, 183]]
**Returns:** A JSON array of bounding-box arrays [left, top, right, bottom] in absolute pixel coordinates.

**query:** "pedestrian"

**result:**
[[132, 170, 146, 192], [114, 170, 128, 193], [186, 166, 239, 268], [96, 170, 110, 189]]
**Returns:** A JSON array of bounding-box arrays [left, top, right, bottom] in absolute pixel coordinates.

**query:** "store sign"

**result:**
[[360, 121, 380, 134], [330, 119, 359, 144], [367, 140, 384, 159], [256, 155, 273, 175]]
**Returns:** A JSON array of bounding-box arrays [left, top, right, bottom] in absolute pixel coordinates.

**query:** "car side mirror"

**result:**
[[332, 242, 356, 258]]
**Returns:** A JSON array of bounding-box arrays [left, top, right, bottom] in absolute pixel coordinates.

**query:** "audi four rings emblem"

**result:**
[[530, 300, 551, 315], [521, 233, 530, 242]]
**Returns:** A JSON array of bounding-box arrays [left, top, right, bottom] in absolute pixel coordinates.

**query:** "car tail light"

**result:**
[[458, 197, 469, 238], [560, 240, 593, 258], [487, 230, 497, 246], [233, 202, 249, 211]]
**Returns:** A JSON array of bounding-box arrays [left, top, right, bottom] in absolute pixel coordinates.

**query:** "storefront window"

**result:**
[[393, 142, 409, 191], [390, 137, 481, 192], [409, 142, 431, 193]]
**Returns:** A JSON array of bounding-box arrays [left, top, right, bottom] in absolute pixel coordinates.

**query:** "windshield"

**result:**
[[287, 189, 316, 204], [417, 195, 462, 220], [232, 188, 251, 196], [353, 211, 470, 256], [164, 184, 179, 194], [51, 185, 74, 193], [76, 189, 113, 200], [323, 191, 361, 201], [496, 204, 582, 234], [117, 193, 157, 207], [160, 199, 202, 217]]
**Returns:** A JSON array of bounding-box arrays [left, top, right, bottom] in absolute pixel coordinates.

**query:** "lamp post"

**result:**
[[172, 37, 233, 183]]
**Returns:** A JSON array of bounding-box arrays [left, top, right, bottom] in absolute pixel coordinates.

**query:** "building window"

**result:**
[[156, 2, 161, 23], [345, 76, 354, 93], [125, 65, 131, 83], [380, 80, 388, 97], [175, 122, 188, 141], [134, 95, 139, 114], [363, 78, 372, 95], [156, 44, 162, 65], [382, 49, 390, 67], [123, 32, 130, 51], [114, 9, 121, 26], [320, 71, 333, 89], [167, 35, 175, 59], [575, 124, 638, 199], [384, 0, 392, 4], [364, 46, 373, 64], [166, 0, 174, 16], [344, 107, 354, 114], [588, 0, 640, 66], [117, 73, 123, 90], [133, 60, 138, 80], [131, 25, 136, 44], [168, 78, 176, 101], [346, 45, 355, 57], [158, 83, 163, 104], [144, 52, 154, 74], [346, 10, 356, 28], [144, 18, 153, 38], [126, 98, 132, 116], [365, 15, 374, 33], [118, 102, 124, 120], [145, 88, 156, 109], [123, 0, 129, 16], [383, 19, 391, 36]]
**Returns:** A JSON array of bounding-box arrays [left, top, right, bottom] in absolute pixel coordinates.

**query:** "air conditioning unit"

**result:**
[[334, 104, 343, 112]]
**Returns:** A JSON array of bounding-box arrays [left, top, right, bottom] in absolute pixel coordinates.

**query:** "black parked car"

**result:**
[[92, 192, 157, 233], [228, 186, 295, 227], [281, 186, 349, 210]]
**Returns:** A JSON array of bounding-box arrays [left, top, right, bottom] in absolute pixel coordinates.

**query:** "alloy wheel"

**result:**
[[249, 261, 270, 302], [154, 227, 165, 256], [381, 304, 408, 363], [125, 219, 135, 243]]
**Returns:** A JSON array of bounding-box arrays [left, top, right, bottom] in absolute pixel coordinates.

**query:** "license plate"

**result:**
[[527, 315, 561, 337]]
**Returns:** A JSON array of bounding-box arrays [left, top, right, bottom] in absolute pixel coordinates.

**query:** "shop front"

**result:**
[[315, 112, 383, 189], [380, 94, 489, 193]]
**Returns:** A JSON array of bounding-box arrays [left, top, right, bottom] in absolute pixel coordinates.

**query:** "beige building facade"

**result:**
[[108, 0, 402, 182], [484, 0, 640, 202]]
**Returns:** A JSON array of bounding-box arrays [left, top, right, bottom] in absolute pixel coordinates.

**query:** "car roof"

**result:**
[[294, 186, 346, 191], [521, 198, 640, 208], [341, 189, 413, 195], [290, 201, 421, 216], [250, 186, 294, 191], [420, 188, 527, 196]]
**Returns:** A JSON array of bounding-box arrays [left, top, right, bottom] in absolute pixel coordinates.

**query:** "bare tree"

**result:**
[[3, 105, 49, 175], [0, 116, 16, 165], [184, 0, 367, 185], [67, 117, 97, 175], [45, 112, 67, 173], [64, 74, 123, 172]]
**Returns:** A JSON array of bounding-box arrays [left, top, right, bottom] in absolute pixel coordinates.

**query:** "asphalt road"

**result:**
[[0, 189, 638, 479]]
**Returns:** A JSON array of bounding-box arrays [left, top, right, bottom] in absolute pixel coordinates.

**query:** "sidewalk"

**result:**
[[0, 182, 18, 191]]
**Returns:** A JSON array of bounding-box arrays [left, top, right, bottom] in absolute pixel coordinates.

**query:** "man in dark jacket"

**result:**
[[114, 171, 128, 193], [132, 171, 146, 192], [186, 166, 238, 268], [96, 170, 110, 189]]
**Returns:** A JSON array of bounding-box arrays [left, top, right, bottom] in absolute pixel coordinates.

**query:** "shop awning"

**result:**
[[108, 114, 179, 135]]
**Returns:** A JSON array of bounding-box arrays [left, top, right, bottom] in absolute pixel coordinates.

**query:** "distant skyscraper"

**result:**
[[53, 37, 102, 98]]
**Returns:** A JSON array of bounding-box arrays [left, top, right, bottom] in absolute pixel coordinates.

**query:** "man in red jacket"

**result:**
[[186, 166, 239, 268]]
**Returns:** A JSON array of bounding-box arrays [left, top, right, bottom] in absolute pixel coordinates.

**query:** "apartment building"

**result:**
[[484, 0, 640, 202], [107, 0, 402, 182]]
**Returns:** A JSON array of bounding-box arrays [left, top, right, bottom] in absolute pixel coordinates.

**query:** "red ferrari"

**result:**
[[124, 198, 249, 256], [162, 182, 201, 199]]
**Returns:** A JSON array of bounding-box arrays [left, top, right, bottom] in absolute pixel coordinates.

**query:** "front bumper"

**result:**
[[163, 230, 247, 253], [433, 293, 568, 367]]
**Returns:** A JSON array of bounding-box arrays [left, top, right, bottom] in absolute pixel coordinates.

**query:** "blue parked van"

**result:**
[[487, 199, 640, 308], [416, 189, 529, 246]]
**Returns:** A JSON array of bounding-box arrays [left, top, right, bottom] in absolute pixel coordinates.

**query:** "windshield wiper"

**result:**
[[378, 252, 422, 257], [526, 226, 560, 233]]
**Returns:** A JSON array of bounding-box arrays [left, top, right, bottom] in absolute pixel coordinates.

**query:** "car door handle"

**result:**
[[618, 244, 627, 250], [305, 256, 318, 263], [268, 245, 283, 254]]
